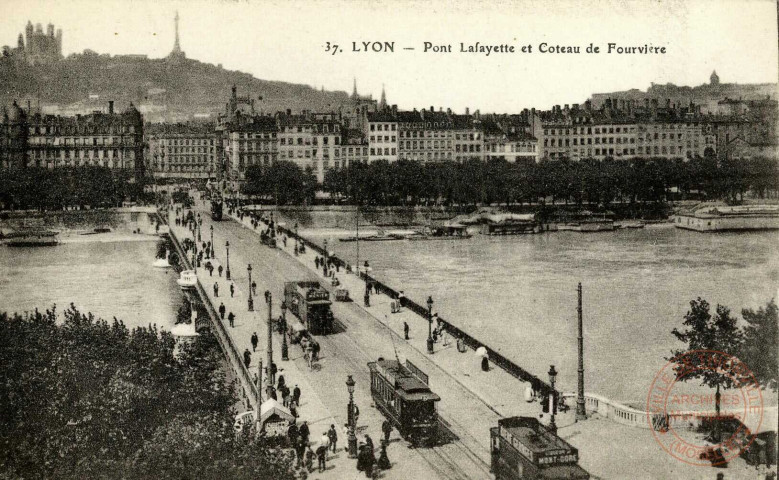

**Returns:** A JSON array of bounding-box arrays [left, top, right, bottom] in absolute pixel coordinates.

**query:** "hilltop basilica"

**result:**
[[1, 21, 63, 65]]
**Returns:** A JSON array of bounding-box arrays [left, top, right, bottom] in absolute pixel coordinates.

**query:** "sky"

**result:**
[[1, 0, 777, 113]]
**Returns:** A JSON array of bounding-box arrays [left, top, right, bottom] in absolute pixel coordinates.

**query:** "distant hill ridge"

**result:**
[[0, 53, 351, 121], [590, 71, 777, 109]]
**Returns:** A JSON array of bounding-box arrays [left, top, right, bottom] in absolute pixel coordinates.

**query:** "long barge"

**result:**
[[1, 230, 60, 247], [672, 204, 779, 232]]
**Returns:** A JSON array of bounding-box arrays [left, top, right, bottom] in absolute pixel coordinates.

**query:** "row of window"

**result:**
[[165, 147, 214, 154], [29, 136, 134, 146], [279, 137, 341, 146], [30, 148, 129, 159], [161, 138, 215, 146], [370, 148, 397, 156], [399, 140, 453, 150], [545, 123, 703, 136], [28, 126, 136, 135], [369, 123, 397, 132]]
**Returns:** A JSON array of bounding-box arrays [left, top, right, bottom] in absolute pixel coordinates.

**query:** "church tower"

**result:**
[[351, 78, 358, 99], [379, 84, 387, 110], [710, 70, 720, 86]]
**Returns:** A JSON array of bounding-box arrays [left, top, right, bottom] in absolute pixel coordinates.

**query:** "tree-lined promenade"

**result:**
[[241, 156, 779, 207], [0, 167, 147, 211]]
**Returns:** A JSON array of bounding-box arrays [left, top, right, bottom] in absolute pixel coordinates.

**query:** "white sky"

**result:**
[[1, 0, 777, 113]]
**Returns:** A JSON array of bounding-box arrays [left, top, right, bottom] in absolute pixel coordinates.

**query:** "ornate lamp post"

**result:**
[[323, 239, 329, 277], [264, 290, 274, 385], [576, 282, 587, 421], [210, 225, 214, 259], [548, 365, 558, 435], [426, 296, 434, 354], [225, 240, 231, 280], [281, 301, 289, 361], [346, 375, 358, 458], [247, 264, 254, 311], [294, 223, 299, 256]]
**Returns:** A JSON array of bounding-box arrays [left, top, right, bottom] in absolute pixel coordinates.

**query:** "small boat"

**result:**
[[408, 224, 473, 240], [621, 221, 646, 229], [1, 230, 60, 247], [558, 221, 614, 232], [153, 250, 172, 269], [176, 270, 198, 288]]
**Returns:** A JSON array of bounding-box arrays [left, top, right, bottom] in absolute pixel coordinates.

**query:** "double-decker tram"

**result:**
[[368, 358, 440, 446]]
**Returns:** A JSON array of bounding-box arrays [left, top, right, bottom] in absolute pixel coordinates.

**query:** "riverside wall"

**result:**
[[159, 210, 259, 410]]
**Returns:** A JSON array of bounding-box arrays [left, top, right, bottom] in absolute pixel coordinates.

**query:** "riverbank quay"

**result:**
[[239, 209, 773, 479], [166, 205, 462, 480]]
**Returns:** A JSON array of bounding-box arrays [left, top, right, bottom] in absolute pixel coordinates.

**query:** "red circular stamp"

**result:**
[[646, 350, 764, 467]]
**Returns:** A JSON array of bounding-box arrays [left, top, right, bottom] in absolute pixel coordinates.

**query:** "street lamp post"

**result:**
[[294, 223, 299, 256], [225, 240, 231, 280], [264, 291, 274, 385], [548, 365, 558, 435], [576, 282, 587, 421], [247, 264, 254, 312], [281, 301, 289, 361], [197, 221, 201, 242], [426, 296, 434, 354], [323, 239, 329, 277], [210, 225, 214, 259], [346, 375, 357, 458]]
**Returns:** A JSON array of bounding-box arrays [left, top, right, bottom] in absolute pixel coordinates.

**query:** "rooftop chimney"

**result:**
[[108, 100, 114, 114]]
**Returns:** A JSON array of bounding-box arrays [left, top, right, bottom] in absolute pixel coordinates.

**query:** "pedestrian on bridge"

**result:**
[[293, 385, 301, 405], [251, 332, 258, 352], [218, 265, 223, 277], [243, 348, 251, 368], [382, 419, 392, 444], [214, 282, 219, 297], [252, 281, 257, 295], [228, 311, 235, 328], [219, 302, 226, 320], [299, 420, 310, 444], [327, 424, 338, 453], [403, 322, 410, 340], [230, 283, 235, 297]]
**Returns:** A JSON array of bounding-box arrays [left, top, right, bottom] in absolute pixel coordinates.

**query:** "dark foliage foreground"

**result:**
[[0, 305, 294, 480]]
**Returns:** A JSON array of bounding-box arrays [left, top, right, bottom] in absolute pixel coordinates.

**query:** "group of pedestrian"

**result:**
[[218, 302, 235, 327]]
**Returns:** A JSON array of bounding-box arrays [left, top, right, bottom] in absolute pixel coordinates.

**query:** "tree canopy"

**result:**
[[0, 304, 294, 480], [322, 155, 779, 206]]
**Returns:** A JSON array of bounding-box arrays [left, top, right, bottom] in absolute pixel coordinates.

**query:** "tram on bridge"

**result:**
[[211, 199, 223, 221], [284, 281, 334, 335], [368, 358, 440, 446]]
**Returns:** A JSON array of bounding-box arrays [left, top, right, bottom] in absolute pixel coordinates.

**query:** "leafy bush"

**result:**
[[0, 304, 294, 479]]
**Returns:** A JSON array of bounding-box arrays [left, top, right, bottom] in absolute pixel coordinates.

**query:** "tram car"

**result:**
[[211, 199, 223, 221], [368, 358, 440, 446], [284, 281, 334, 335]]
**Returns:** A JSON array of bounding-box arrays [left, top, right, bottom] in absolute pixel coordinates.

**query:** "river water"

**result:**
[[0, 211, 181, 331], [280, 210, 779, 404]]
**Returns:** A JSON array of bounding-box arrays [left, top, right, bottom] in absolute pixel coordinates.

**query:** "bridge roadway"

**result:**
[[180, 200, 494, 480]]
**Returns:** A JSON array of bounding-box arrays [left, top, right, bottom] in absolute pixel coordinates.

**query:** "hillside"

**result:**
[[590, 81, 777, 109], [0, 54, 351, 121]]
